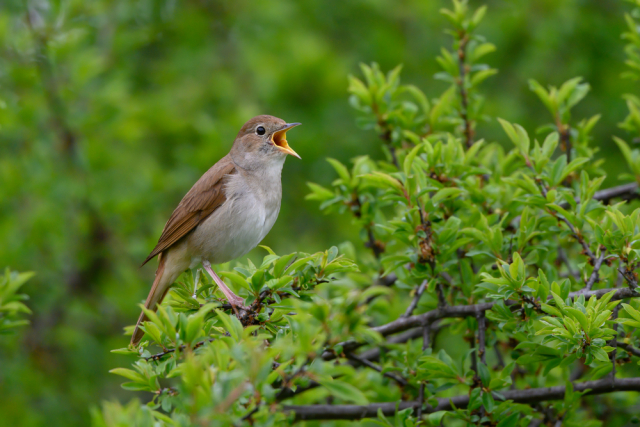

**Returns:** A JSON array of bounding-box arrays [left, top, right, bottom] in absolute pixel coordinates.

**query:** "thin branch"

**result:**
[[350, 192, 385, 259], [376, 273, 398, 287], [283, 377, 640, 420], [477, 311, 486, 365], [469, 330, 478, 384], [557, 213, 596, 263], [355, 321, 443, 363], [402, 280, 428, 318], [144, 338, 216, 361], [455, 33, 473, 147], [584, 250, 606, 291], [329, 288, 640, 353], [592, 182, 638, 203], [371, 180, 639, 288], [345, 353, 409, 387], [617, 342, 640, 357], [494, 343, 506, 369], [276, 359, 310, 400], [528, 165, 596, 263], [618, 266, 639, 289], [558, 121, 572, 164]]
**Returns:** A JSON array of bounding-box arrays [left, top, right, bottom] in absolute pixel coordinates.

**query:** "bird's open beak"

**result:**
[[272, 123, 301, 159]]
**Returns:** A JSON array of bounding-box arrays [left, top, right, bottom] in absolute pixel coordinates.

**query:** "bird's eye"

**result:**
[[256, 126, 266, 135]]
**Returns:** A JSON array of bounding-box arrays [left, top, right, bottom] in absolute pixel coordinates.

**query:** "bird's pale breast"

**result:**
[[185, 160, 283, 266]]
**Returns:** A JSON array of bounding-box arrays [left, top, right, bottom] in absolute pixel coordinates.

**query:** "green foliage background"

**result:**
[[0, 0, 637, 426]]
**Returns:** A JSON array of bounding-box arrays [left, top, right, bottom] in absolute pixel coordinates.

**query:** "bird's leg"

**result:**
[[202, 260, 246, 309]]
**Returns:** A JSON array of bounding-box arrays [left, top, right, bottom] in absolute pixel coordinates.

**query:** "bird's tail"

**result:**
[[131, 253, 171, 346]]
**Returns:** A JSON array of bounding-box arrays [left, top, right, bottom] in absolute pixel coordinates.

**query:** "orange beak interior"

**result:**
[[272, 124, 301, 159]]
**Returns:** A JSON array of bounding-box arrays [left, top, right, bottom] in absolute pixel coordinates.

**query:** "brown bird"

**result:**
[[131, 115, 300, 346]]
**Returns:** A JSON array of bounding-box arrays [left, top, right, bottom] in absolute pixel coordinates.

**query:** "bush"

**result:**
[[96, 1, 640, 426]]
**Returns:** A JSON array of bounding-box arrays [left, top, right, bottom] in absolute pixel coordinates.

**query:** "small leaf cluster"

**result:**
[[0, 268, 32, 335]]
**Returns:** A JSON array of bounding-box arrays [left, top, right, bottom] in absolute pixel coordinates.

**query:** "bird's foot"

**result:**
[[202, 260, 247, 310]]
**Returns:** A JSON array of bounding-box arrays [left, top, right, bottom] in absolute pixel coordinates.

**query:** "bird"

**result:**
[[131, 115, 300, 346]]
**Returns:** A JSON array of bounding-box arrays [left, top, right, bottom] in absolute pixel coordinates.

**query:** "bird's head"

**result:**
[[231, 115, 301, 169]]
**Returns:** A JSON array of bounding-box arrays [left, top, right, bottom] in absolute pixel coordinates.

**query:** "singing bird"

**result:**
[[131, 115, 300, 346]]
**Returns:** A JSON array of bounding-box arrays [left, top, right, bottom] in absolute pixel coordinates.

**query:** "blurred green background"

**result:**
[[0, 0, 634, 425]]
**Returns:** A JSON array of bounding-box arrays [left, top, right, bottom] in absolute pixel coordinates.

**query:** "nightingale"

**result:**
[[131, 115, 300, 346]]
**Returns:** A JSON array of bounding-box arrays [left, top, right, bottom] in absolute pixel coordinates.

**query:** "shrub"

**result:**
[[97, 1, 640, 425]]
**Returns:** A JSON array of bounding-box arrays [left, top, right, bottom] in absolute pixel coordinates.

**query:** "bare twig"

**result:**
[[529, 166, 596, 263], [477, 311, 486, 365], [558, 121, 572, 164], [617, 342, 640, 357], [618, 266, 639, 289], [469, 330, 478, 383], [436, 283, 447, 309], [144, 338, 216, 361], [284, 378, 640, 420], [592, 182, 638, 203], [324, 287, 639, 356], [455, 34, 473, 147], [345, 353, 409, 387], [402, 280, 428, 318], [355, 321, 443, 363], [276, 359, 310, 400], [585, 250, 606, 291]]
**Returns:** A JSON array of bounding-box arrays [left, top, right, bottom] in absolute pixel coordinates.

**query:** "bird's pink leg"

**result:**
[[202, 260, 246, 308]]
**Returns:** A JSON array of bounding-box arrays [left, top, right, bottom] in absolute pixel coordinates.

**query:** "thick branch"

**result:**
[[284, 377, 640, 420], [320, 288, 638, 363], [592, 182, 638, 203], [617, 342, 640, 357]]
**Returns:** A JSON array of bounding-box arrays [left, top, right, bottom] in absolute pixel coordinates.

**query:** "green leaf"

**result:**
[[218, 271, 252, 293], [214, 309, 243, 341], [431, 187, 463, 204], [622, 303, 640, 322], [470, 68, 498, 86], [403, 143, 422, 177], [496, 413, 520, 427], [318, 379, 369, 404], [327, 158, 352, 184], [359, 171, 404, 193], [109, 368, 146, 383]]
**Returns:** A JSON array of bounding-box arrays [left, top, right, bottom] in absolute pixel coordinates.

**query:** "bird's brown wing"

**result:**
[[141, 156, 237, 266]]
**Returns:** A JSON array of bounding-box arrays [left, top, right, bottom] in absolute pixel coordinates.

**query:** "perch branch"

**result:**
[[283, 377, 640, 420]]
